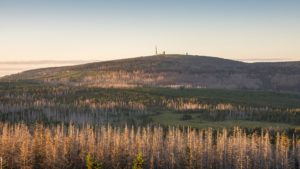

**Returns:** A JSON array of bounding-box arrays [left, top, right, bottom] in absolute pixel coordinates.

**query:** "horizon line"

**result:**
[[0, 54, 299, 64]]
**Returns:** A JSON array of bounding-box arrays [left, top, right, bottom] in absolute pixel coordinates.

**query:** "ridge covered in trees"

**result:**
[[1, 55, 300, 92]]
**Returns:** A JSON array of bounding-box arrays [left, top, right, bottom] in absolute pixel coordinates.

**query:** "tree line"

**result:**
[[1, 85, 300, 125], [0, 123, 299, 169]]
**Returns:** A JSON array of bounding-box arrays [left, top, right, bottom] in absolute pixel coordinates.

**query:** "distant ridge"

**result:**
[[0, 60, 97, 77], [1, 54, 300, 92], [239, 58, 298, 63]]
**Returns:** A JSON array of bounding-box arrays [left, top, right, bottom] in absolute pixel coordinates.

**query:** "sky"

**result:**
[[0, 0, 299, 62]]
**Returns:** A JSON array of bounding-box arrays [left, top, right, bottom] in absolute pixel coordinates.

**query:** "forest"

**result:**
[[0, 82, 300, 126], [0, 123, 299, 169], [0, 82, 300, 168]]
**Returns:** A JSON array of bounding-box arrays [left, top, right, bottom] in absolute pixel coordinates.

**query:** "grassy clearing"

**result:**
[[135, 87, 300, 108], [150, 111, 298, 129]]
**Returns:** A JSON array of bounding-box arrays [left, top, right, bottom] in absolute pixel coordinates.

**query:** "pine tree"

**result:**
[[183, 146, 193, 169], [32, 124, 46, 169], [86, 153, 101, 169], [132, 152, 144, 169]]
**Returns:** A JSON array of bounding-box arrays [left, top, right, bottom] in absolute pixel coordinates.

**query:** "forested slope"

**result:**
[[1, 54, 300, 92]]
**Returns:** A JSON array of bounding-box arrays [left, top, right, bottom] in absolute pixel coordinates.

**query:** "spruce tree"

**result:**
[[132, 152, 144, 169], [86, 154, 101, 169]]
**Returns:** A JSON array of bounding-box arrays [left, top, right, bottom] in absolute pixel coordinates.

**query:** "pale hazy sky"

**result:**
[[0, 0, 299, 61]]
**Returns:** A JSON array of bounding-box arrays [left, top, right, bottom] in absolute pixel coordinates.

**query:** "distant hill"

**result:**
[[1, 54, 300, 92]]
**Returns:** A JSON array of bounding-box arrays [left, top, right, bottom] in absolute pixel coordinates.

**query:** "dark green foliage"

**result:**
[[132, 152, 144, 169], [86, 154, 101, 169], [181, 114, 193, 121]]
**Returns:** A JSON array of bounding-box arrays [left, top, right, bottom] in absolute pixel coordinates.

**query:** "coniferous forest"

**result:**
[[0, 81, 300, 168], [0, 123, 300, 169]]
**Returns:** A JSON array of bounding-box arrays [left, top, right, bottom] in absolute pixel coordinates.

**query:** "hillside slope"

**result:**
[[1, 54, 300, 92]]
